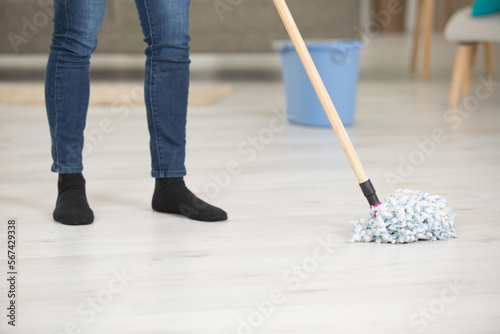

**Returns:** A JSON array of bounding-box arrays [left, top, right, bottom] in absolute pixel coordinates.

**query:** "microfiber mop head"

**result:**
[[348, 189, 457, 244]]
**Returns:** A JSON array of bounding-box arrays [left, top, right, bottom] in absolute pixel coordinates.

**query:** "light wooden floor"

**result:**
[[1, 35, 500, 333]]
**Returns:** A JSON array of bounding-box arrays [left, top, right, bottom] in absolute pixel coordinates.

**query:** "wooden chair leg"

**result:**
[[449, 44, 473, 105], [462, 43, 477, 95], [410, 0, 423, 73], [485, 42, 493, 77], [422, 0, 434, 80]]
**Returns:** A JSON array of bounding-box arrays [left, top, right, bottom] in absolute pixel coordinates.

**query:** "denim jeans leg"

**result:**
[[45, 0, 107, 174], [134, 0, 191, 178]]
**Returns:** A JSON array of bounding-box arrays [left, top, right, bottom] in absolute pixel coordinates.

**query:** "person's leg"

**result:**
[[45, 0, 107, 225], [134, 0, 227, 222]]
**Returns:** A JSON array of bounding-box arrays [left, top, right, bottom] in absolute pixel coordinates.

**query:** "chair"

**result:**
[[445, 6, 499, 105], [410, 0, 435, 80]]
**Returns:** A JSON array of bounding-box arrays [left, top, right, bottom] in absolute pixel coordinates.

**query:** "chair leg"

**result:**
[[485, 42, 493, 77], [462, 43, 477, 95], [449, 44, 473, 105], [422, 0, 434, 80], [410, 0, 423, 73]]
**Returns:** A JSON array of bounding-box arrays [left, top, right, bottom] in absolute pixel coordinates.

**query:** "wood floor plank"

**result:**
[[0, 35, 499, 334]]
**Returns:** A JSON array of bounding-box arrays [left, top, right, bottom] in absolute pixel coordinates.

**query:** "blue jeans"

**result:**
[[45, 0, 191, 177]]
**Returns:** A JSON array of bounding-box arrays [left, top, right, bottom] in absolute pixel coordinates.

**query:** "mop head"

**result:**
[[348, 189, 457, 244]]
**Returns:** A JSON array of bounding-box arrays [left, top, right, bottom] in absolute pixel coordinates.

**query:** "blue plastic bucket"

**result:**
[[275, 39, 363, 127]]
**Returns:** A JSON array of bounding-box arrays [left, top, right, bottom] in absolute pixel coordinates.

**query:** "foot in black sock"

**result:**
[[53, 173, 94, 225], [152, 178, 227, 222]]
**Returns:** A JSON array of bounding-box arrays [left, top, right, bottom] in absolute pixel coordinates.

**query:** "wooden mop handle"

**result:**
[[272, 0, 368, 184]]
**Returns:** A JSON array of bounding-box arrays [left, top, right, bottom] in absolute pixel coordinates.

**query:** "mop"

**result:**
[[272, 0, 457, 244]]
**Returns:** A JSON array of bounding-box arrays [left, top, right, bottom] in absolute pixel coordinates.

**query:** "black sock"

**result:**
[[152, 178, 227, 222], [53, 173, 94, 225]]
